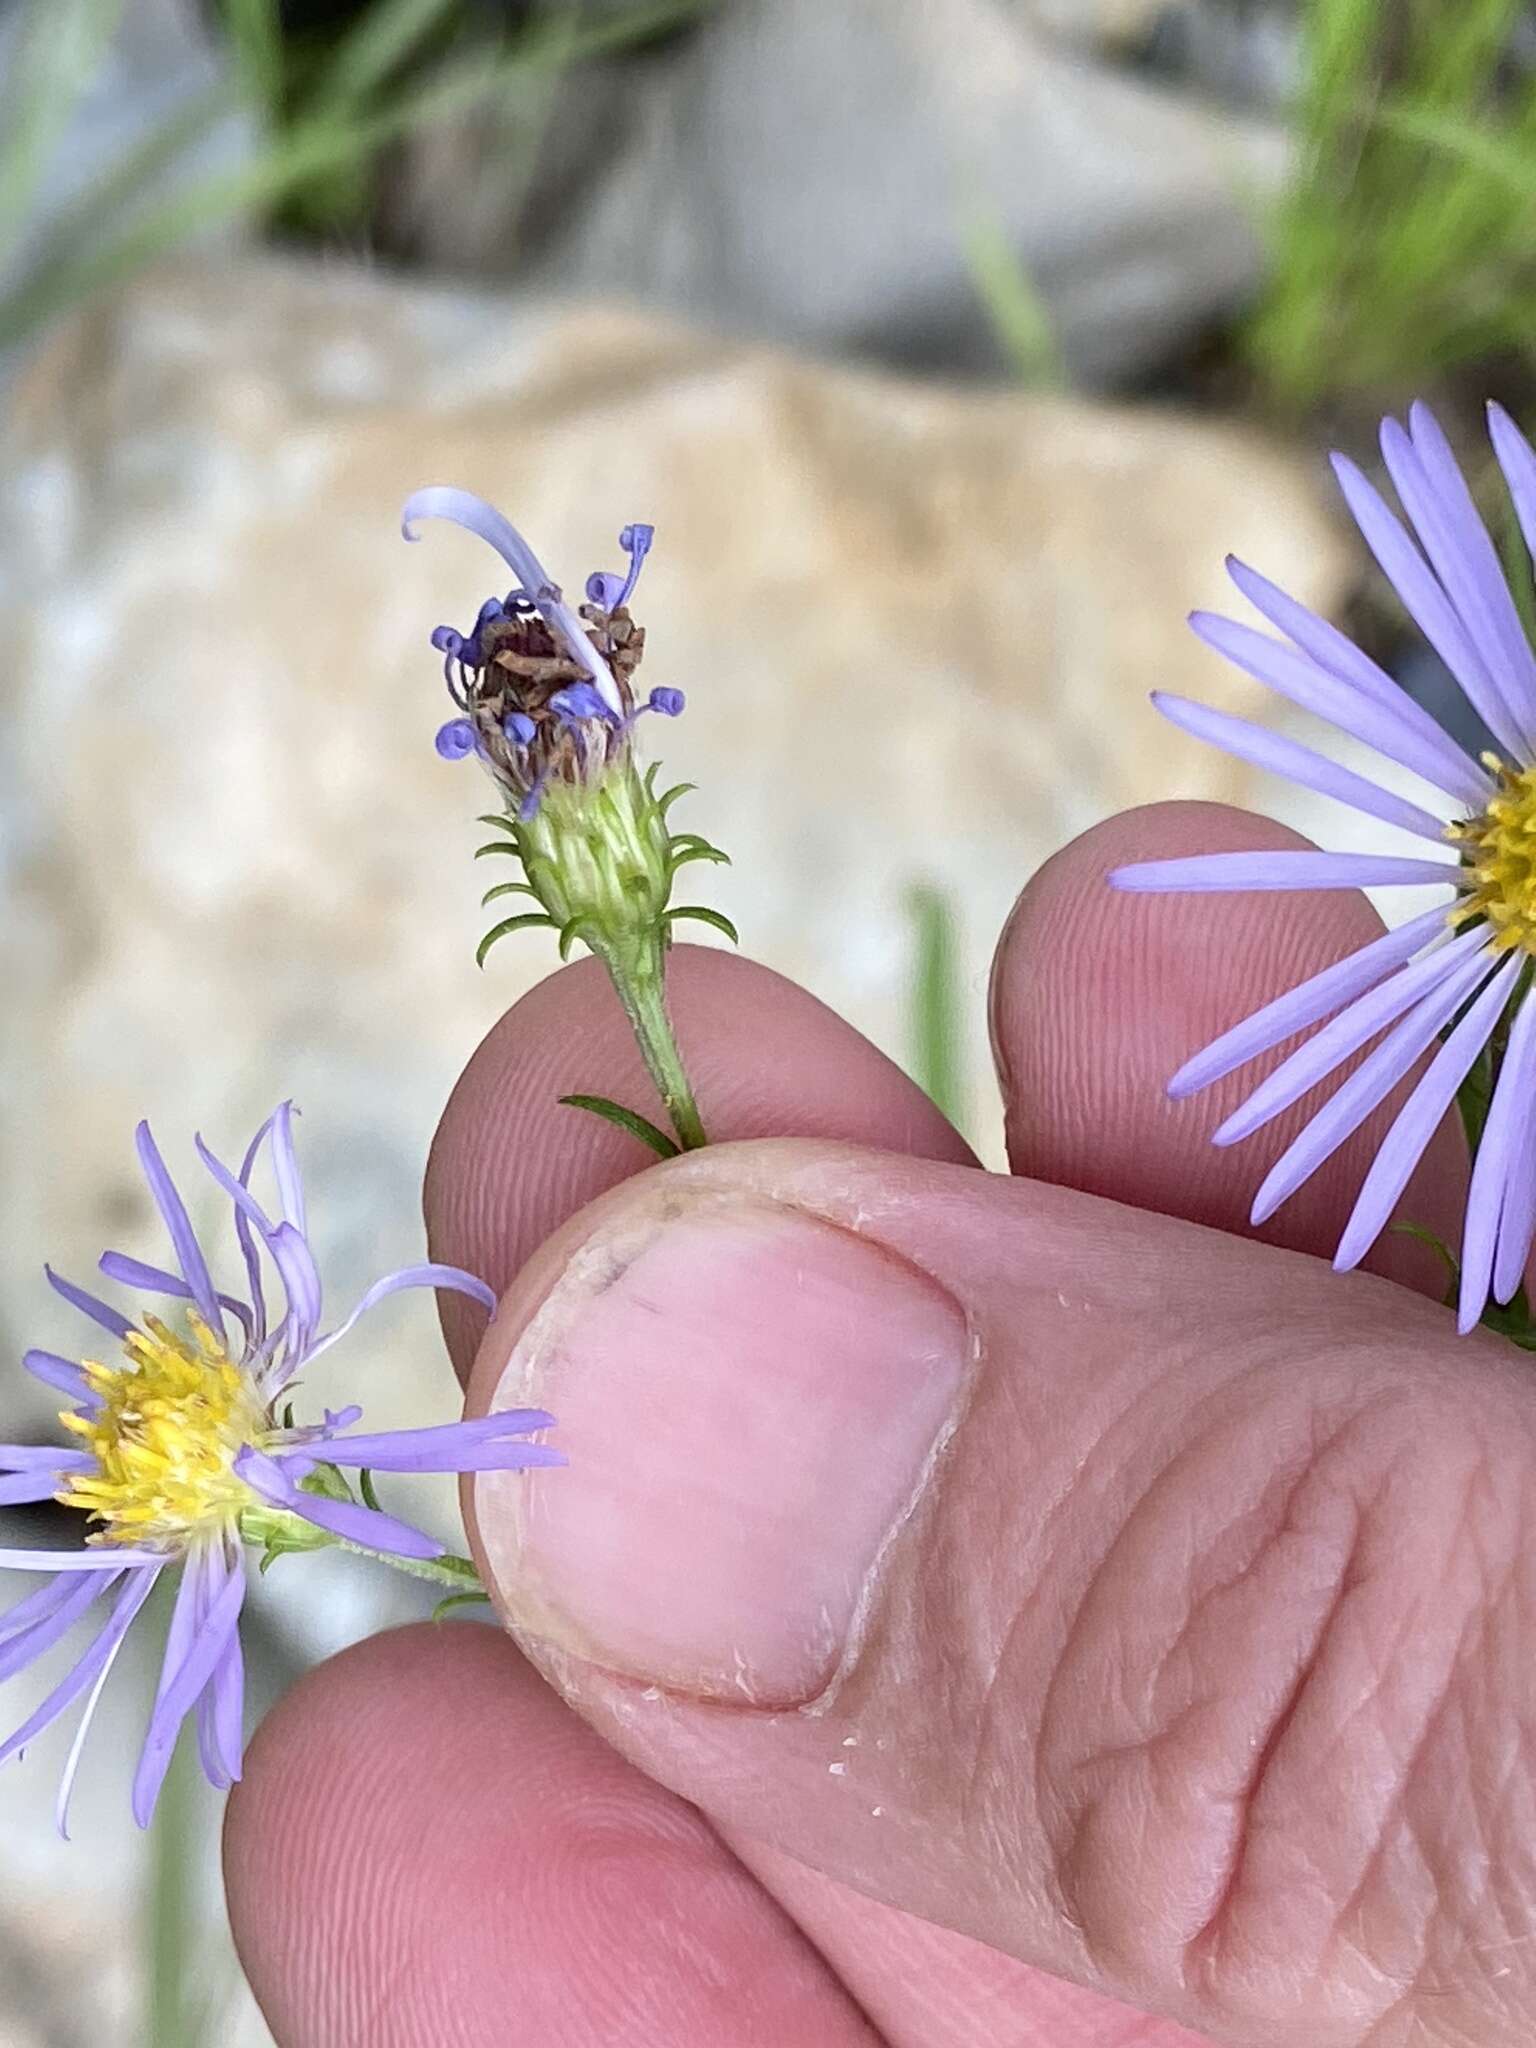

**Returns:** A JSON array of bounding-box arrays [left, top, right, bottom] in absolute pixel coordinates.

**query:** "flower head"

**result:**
[[1112, 401, 1536, 1334], [401, 490, 730, 973], [403, 490, 682, 822], [0, 1105, 559, 1831]]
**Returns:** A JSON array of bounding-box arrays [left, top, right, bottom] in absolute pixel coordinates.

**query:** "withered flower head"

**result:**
[[403, 489, 681, 822]]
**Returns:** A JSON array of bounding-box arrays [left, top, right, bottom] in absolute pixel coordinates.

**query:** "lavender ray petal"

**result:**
[[1190, 609, 1493, 808], [1224, 557, 1430, 714], [1332, 453, 1526, 761], [207, 1626, 245, 1788], [1212, 925, 1491, 1147], [1382, 416, 1514, 698], [270, 1102, 307, 1237], [235, 1447, 444, 1561], [196, 1139, 321, 1352], [0, 1472, 76, 1507], [268, 1223, 322, 1343], [298, 1263, 495, 1372], [134, 1123, 225, 1344], [45, 1268, 132, 1342], [313, 1410, 558, 1467], [0, 1545, 169, 1571], [188, 1548, 229, 1791], [0, 1445, 95, 1472], [328, 1442, 566, 1475], [1404, 403, 1536, 743], [1249, 952, 1499, 1225], [1151, 693, 1449, 841], [0, 1566, 159, 1769], [22, 1351, 97, 1407], [0, 1573, 88, 1645], [195, 1692, 231, 1793], [1457, 985, 1536, 1330], [132, 1549, 247, 1828], [1110, 851, 1458, 895], [193, 1537, 244, 1791], [132, 1548, 244, 1826], [233, 1117, 274, 1347], [96, 1255, 253, 1345], [1495, 1103, 1536, 1306], [54, 1599, 134, 1841], [1335, 955, 1523, 1273], [1488, 402, 1536, 583], [400, 488, 623, 716], [55, 1573, 151, 1839], [402, 488, 555, 601], [0, 1571, 114, 1684]]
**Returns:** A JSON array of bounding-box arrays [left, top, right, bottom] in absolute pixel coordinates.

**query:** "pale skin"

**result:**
[[223, 800, 1535, 2047]]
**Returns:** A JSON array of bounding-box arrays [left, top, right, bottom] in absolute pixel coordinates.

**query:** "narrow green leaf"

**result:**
[[655, 781, 697, 817], [558, 1093, 681, 1159], [311, 0, 459, 123], [432, 1590, 493, 1622], [474, 841, 524, 859], [960, 203, 1064, 387], [481, 880, 538, 905], [358, 1468, 382, 1514], [668, 905, 739, 944], [0, 0, 124, 274], [222, 0, 285, 118], [476, 911, 553, 968], [668, 845, 730, 874], [905, 883, 964, 1129], [476, 813, 519, 833], [1390, 1220, 1458, 1310]]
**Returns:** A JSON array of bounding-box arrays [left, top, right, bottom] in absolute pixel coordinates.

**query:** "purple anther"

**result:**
[[549, 682, 615, 726], [586, 522, 655, 613], [435, 718, 477, 761], [503, 711, 536, 747], [647, 687, 685, 718]]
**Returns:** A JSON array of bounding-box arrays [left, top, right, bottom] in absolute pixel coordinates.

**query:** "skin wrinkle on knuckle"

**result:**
[[1016, 1355, 1536, 2041], [1358, 1478, 1536, 2045]]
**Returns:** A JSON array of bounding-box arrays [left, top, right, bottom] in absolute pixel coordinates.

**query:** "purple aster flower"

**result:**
[[403, 493, 676, 821], [1111, 401, 1536, 1334], [0, 1105, 560, 1832]]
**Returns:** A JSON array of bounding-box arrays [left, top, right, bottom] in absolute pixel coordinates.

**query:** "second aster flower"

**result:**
[[0, 1104, 559, 1830], [1113, 401, 1536, 1334]]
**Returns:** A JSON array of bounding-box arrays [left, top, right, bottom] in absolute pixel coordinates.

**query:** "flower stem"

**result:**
[[598, 932, 708, 1151]]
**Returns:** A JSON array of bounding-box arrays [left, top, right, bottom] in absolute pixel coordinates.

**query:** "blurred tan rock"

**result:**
[[0, 255, 1351, 1433]]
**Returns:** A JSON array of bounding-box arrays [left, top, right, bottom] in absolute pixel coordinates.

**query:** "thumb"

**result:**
[[466, 1139, 1536, 2048]]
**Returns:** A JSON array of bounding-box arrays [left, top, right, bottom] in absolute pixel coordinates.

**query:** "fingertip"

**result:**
[[227, 1622, 875, 2047], [989, 802, 1465, 1288], [427, 946, 975, 1377]]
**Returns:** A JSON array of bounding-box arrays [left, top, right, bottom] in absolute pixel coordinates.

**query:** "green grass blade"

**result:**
[[310, 0, 460, 123], [220, 0, 286, 120], [0, 0, 125, 275], [558, 1094, 681, 1158], [905, 884, 964, 1131], [961, 205, 1063, 387]]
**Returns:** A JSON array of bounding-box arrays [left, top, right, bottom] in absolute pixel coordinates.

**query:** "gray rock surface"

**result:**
[[393, 0, 1290, 385]]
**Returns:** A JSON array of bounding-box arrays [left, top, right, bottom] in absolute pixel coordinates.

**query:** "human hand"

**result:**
[[223, 801, 1533, 2048]]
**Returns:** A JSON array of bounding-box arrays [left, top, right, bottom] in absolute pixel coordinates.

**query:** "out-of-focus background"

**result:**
[[1, 1, 1533, 2039]]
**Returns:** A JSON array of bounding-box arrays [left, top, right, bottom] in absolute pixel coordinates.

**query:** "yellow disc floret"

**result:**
[[1448, 755, 1536, 955], [59, 1313, 267, 1548]]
